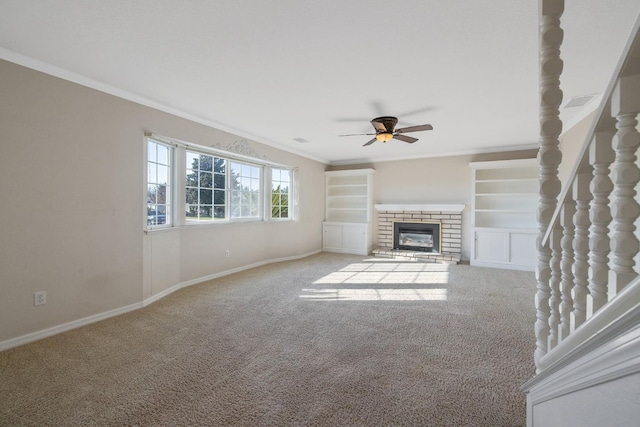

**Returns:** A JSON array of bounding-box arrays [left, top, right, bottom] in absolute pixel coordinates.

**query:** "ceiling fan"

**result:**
[[340, 116, 433, 146]]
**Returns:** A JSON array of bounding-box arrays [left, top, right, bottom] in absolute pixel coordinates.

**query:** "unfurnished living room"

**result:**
[[1, 1, 640, 426]]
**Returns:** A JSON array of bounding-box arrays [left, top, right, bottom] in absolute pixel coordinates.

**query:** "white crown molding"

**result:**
[[0, 47, 330, 165], [375, 203, 465, 213], [329, 143, 540, 166]]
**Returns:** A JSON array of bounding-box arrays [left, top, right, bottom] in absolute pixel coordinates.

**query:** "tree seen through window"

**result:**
[[186, 152, 226, 221]]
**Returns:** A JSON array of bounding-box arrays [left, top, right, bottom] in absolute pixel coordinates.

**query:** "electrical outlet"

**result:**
[[225, 249, 230, 258], [34, 291, 46, 306]]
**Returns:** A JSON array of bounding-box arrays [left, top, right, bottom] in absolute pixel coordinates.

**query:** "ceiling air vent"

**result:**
[[293, 137, 310, 143], [564, 95, 595, 108]]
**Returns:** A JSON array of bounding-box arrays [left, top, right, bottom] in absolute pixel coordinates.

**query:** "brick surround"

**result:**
[[373, 204, 463, 264]]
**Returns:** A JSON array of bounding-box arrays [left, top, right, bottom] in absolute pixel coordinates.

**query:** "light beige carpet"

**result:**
[[0, 253, 536, 426]]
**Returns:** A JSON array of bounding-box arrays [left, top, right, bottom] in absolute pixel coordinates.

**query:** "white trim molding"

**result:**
[[375, 203, 465, 213], [0, 249, 321, 352]]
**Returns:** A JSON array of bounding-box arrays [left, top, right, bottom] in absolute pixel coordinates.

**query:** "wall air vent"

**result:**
[[563, 95, 595, 108]]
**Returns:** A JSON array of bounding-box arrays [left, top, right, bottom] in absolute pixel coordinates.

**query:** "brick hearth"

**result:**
[[373, 204, 464, 264]]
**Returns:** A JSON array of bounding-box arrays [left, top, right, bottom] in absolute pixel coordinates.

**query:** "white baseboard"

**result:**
[[0, 302, 142, 352], [0, 249, 321, 352]]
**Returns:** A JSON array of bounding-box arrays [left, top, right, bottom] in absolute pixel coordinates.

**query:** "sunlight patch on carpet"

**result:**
[[312, 261, 450, 285], [299, 288, 448, 301]]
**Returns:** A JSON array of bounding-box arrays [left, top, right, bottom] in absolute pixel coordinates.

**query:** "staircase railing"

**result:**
[[534, 0, 640, 373]]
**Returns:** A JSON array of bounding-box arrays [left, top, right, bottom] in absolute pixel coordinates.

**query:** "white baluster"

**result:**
[[587, 131, 615, 315], [535, 0, 564, 370], [608, 74, 640, 297], [571, 171, 592, 330], [548, 226, 562, 350], [559, 200, 575, 342]]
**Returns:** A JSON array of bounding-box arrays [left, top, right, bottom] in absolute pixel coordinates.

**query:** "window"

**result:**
[[145, 133, 294, 227], [230, 162, 261, 219], [271, 168, 291, 219], [147, 139, 172, 226], [186, 152, 226, 221]]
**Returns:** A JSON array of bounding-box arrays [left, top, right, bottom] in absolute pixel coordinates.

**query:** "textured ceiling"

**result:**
[[1, 1, 639, 164]]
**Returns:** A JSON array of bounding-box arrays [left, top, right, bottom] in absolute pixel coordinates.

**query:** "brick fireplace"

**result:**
[[373, 204, 464, 264]]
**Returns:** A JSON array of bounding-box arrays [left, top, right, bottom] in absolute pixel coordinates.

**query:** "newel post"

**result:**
[[535, 0, 564, 370]]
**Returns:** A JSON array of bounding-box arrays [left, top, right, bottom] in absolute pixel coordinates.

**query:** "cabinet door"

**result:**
[[475, 230, 509, 263], [323, 224, 343, 249], [509, 232, 537, 267], [342, 224, 366, 252]]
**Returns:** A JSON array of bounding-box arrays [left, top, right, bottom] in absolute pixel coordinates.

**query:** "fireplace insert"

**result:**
[[393, 222, 440, 253]]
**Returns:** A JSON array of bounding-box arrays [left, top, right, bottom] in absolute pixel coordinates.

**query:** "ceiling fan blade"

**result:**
[[395, 124, 433, 133], [393, 134, 418, 143], [363, 137, 377, 147], [339, 133, 376, 137]]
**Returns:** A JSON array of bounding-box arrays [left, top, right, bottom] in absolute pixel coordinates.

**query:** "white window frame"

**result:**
[[185, 151, 228, 222], [144, 133, 297, 229], [145, 138, 174, 229], [230, 160, 262, 220], [270, 167, 294, 221]]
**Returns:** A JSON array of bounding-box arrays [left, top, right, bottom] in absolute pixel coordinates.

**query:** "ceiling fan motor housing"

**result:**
[[371, 116, 398, 133]]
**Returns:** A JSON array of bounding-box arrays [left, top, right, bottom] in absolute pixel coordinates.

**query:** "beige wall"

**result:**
[[0, 60, 325, 345], [328, 149, 538, 260]]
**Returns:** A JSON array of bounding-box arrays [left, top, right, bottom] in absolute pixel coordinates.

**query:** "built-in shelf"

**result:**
[[323, 168, 375, 254], [469, 159, 538, 271]]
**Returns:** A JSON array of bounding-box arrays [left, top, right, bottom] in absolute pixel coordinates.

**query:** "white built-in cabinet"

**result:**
[[323, 169, 375, 255], [469, 159, 538, 271]]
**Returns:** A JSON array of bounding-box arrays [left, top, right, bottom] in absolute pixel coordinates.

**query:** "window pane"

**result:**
[[214, 158, 226, 174], [200, 171, 212, 188], [186, 169, 197, 186], [186, 205, 198, 218], [147, 139, 172, 227], [241, 177, 250, 190], [200, 205, 212, 219], [147, 184, 157, 203], [157, 144, 168, 164], [186, 152, 199, 171], [156, 185, 168, 204], [270, 168, 291, 219], [148, 163, 157, 183], [186, 152, 226, 221], [199, 189, 212, 204], [148, 141, 157, 162], [186, 188, 198, 204], [157, 165, 169, 185], [214, 173, 225, 189], [214, 189, 225, 204], [200, 155, 213, 172], [251, 178, 259, 191], [147, 204, 156, 225]]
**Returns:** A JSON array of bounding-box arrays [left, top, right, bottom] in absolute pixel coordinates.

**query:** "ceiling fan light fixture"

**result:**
[[376, 132, 393, 142]]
